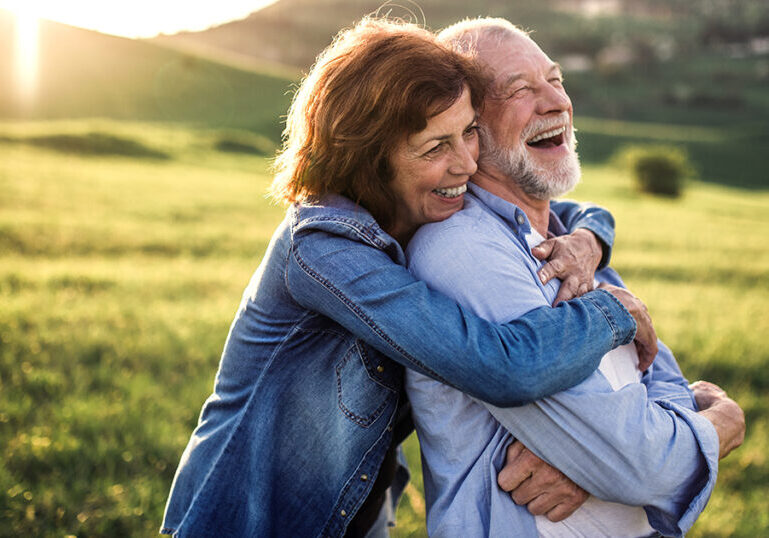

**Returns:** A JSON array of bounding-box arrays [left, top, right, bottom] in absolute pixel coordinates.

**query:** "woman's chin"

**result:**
[[428, 193, 465, 223]]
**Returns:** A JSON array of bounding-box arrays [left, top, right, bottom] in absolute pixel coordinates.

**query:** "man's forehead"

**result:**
[[478, 33, 552, 76]]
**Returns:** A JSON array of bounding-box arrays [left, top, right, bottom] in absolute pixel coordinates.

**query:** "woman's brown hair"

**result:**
[[271, 17, 487, 231]]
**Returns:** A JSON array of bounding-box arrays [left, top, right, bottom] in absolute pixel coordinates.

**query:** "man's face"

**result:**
[[478, 33, 580, 200]]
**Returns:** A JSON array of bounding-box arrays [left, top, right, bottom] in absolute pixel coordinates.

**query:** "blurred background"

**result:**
[[1, 0, 767, 535]]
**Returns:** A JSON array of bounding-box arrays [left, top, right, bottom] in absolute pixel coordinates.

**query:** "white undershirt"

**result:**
[[526, 228, 656, 538]]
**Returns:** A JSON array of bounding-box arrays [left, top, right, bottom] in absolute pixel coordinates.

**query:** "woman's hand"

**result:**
[[690, 380, 746, 459], [532, 228, 602, 305], [497, 440, 589, 522], [597, 283, 658, 371]]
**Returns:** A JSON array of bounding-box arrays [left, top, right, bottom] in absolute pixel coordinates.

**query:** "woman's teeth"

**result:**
[[432, 184, 467, 198]]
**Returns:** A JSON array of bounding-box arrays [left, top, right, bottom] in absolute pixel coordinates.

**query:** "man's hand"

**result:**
[[497, 440, 589, 522], [532, 228, 602, 305], [597, 283, 658, 371], [690, 380, 746, 459]]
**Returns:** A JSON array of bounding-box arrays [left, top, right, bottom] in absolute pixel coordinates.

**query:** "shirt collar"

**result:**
[[468, 183, 566, 238], [467, 183, 532, 235]]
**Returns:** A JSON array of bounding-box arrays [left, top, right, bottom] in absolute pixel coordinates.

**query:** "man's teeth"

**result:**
[[528, 126, 566, 144], [433, 184, 467, 198]]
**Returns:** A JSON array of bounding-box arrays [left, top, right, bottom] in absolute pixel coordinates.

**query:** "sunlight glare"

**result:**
[[1, 1, 280, 39], [11, 3, 40, 111]]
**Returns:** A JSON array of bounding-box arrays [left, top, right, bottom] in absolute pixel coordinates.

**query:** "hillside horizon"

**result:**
[[0, 8, 294, 136]]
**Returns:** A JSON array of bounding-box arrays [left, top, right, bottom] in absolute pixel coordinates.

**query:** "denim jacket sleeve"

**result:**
[[286, 228, 636, 407], [550, 199, 615, 268]]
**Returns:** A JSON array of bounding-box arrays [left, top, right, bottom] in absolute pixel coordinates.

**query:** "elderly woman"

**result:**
[[161, 18, 648, 538]]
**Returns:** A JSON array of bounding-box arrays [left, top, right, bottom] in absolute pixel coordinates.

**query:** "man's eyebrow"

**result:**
[[548, 63, 563, 76], [498, 63, 563, 89], [498, 72, 524, 90]]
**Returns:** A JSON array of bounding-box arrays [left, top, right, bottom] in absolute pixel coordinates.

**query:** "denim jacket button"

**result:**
[[376, 365, 384, 373], [340, 509, 347, 517], [361, 474, 368, 481]]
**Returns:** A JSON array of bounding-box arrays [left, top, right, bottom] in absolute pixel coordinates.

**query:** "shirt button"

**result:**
[[516, 214, 525, 225], [361, 474, 368, 481], [340, 509, 347, 517], [376, 365, 384, 373]]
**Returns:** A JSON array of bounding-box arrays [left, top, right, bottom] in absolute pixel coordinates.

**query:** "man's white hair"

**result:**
[[437, 17, 529, 60], [438, 17, 581, 201]]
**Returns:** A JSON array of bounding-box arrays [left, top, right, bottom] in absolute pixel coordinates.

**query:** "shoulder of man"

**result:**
[[406, 195, 508, 272]]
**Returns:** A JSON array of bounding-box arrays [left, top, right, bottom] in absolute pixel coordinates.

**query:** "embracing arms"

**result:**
[[286, 201, 632, 406]]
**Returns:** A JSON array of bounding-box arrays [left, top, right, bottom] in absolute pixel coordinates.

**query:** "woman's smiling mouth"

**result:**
[[432, 184, 468, 199]]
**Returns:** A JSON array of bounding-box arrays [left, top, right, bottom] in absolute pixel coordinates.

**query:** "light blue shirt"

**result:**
[[405, 184, 719, 538]]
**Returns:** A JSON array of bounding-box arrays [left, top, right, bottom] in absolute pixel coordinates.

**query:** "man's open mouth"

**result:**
[[432, 184, 467, 199], [526, 126, 566, 148]]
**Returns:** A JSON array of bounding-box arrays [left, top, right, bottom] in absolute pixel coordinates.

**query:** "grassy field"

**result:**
[[1, 120, 767, 537]]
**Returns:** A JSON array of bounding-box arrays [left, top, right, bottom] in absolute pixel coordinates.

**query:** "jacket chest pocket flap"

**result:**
[[335, 342, 397, 427]]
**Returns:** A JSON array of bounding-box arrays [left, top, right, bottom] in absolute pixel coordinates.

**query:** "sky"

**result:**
[[0, 0, 279, 38]]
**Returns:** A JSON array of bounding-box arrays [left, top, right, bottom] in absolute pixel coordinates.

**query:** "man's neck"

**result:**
[[471, 165, 551, 237]]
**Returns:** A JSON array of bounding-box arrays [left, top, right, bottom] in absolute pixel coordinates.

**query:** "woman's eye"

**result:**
[[424, 143, 445, 156], [464, 125, 479, 137]]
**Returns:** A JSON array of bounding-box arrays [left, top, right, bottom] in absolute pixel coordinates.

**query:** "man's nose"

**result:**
[[536, 83, 571, 116]]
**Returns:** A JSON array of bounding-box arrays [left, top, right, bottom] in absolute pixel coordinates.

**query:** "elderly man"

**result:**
[[405, 18, 745, 537]]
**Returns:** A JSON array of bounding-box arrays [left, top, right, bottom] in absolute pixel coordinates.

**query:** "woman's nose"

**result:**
[[450, 138, 479, 176]]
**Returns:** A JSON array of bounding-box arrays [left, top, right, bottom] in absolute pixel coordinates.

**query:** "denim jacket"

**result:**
[[161, 195, 635, 538]]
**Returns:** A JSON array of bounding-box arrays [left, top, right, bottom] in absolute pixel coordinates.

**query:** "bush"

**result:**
[[615, 145, 692, 197], [213, 131, 275, 156], [20, 133, 170, 159]]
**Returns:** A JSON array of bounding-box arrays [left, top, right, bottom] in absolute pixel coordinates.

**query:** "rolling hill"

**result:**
[[0, 9, 294, 138], [1, 2, 767, 187], [152, 0, 769, 188]]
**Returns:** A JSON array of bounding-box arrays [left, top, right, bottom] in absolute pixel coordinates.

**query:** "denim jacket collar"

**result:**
[[293, 194, 407, 265]]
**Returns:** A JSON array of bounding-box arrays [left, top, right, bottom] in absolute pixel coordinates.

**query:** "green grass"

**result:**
[[1, 120, 767, 537]]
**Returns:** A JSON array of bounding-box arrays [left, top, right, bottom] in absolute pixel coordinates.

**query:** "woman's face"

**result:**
[[388, 87, 479, 242]]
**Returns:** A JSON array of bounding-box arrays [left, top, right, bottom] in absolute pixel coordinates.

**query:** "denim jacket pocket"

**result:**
[[336, 341, 397, 427]]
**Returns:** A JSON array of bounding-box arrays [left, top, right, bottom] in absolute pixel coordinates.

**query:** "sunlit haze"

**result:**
[[10, 3, 39, 110], [0, 0, 279, 38], [3, 0, 278, 111]]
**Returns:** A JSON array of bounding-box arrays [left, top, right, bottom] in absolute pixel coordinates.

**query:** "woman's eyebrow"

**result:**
[[413, 116, 477, 151]]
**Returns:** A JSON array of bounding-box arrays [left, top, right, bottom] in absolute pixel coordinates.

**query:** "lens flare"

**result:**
[[11, 3, 40, 112]]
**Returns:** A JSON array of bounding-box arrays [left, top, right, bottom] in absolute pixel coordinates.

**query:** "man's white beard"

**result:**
[[480, 116, 581, 200]]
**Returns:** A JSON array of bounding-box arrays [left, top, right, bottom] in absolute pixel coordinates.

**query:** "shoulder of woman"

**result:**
[[292, 196, 397, 253]]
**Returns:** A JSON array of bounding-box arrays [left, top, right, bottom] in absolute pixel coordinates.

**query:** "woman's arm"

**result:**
[[287, 230, 636, 407]]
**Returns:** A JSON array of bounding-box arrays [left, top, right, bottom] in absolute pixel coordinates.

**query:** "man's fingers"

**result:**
[[531, 239, 555, 261], [544, 498, 584, 522], [510, 478, 539, 506], [552, 278, 592, 305], [600, 284, 659, 371], [634, 308, 658, 371], [537, 258, 565, 285], [497, 442, 530, 492], [552, 277, 577, 305], [523, 493, 554, 516]]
